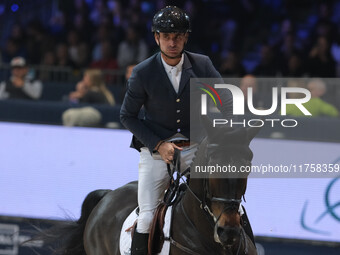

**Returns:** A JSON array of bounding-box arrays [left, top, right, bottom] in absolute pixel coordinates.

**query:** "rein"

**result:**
[[164, 149, 190, 206]]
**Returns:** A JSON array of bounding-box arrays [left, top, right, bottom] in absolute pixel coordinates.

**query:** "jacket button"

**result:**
[[177, 110, 180, 113], [176, 99, 180, 102], [177, 119, 180, 123], [177, 128, 181, 132]]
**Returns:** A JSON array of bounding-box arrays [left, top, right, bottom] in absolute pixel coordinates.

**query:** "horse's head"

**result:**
[[200, 117, 260, 250]]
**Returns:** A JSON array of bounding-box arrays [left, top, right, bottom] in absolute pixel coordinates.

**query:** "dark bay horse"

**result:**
[[38, 125, 259, 255]]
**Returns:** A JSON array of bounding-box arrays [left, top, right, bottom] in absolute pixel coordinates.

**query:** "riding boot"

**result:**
[[241, 206, 255, 245], [131, 230, 149, 255]]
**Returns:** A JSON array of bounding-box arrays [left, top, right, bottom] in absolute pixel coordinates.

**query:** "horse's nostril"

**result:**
[[216, 227, 225, 237], [216, 226, 241, 245]]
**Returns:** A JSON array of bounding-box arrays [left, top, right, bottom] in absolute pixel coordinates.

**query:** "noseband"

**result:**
[[188, 168, 243, 225]]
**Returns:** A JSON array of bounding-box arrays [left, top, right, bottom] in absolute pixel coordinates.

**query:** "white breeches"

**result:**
[[136, 145, 197, 233]]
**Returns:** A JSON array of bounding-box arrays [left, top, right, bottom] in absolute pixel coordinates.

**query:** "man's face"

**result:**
[[155, 32, 188, 58], [11, 67, 28, 78]]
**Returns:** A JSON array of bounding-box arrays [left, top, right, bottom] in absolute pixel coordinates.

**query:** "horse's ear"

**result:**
[[201, 115, 235, 142], [246, 124, 262, 142]]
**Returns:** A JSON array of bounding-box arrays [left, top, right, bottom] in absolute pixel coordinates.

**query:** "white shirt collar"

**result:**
[[161, 54, 184, 75]]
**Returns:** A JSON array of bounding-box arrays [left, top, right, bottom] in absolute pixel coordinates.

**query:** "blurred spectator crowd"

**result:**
[[0, 0, 340, 129], [1, 0, 340, 77]]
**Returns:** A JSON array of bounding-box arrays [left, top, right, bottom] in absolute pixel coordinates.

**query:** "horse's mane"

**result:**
[[189, 137, 208, 170]]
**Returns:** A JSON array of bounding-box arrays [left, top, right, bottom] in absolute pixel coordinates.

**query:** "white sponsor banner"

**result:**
[[0, 122, 339, 242], [247, 139, 340, 242], [0, 122, 139, 219]]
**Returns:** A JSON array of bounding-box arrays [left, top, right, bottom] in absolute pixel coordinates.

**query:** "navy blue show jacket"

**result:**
[[120, 51, 233, 152]]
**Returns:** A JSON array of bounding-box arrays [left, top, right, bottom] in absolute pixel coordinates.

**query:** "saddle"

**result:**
[[148, 202, 168, 254]]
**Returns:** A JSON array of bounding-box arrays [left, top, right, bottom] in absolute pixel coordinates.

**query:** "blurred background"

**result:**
[[0, 0, 339, 254], [1, 0, 340, 127]]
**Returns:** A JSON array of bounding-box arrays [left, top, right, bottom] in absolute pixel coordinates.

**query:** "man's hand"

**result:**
[[69, 81, 88, 100], [11, 77, 25, 88], [157, 142, 183, 164]]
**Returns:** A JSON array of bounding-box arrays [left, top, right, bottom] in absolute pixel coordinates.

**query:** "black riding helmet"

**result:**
[[152, 6, 191, 34]]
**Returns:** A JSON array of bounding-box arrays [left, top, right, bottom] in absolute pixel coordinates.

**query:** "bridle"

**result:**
[[165, 145, 248, 255], [195, 173, 246, 255], [195, 144, 244, 222], [183, 161, 243, 227], [201, 178, 242, 223]]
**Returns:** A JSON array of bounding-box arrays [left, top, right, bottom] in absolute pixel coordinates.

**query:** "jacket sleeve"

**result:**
[[205, 57, 234, 120], [22, 79, 43, 99], [120, 69, 161, 152]]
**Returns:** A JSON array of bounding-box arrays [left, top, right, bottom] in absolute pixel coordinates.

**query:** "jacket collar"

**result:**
[[179, 51, 193, 95]]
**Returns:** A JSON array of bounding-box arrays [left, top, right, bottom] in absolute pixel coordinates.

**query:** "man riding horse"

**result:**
[[120, 6, 255, 255]]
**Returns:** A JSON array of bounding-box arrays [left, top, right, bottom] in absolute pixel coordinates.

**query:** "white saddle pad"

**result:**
[[119, 206, 172, 255]]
